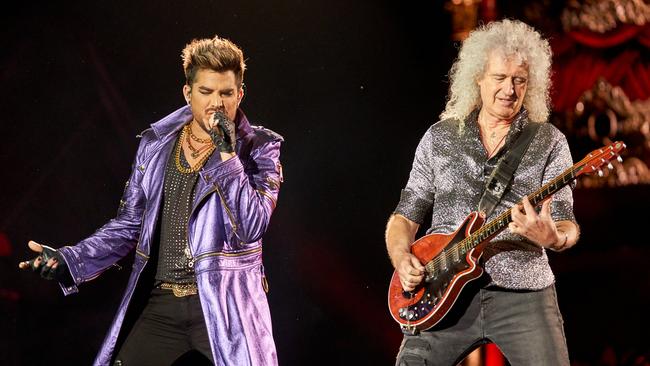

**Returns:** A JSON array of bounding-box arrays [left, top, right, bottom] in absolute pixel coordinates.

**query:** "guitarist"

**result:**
[[386, 19, 580, 366]]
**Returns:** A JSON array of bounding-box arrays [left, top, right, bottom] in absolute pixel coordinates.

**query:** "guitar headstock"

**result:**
[[577, 141, 626, 177]]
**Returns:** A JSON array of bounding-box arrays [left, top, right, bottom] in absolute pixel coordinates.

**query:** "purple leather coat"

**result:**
[[57, 105, 283, 366]]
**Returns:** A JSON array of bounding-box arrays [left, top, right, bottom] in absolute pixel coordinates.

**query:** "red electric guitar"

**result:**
[[387, 141, 626, 334]]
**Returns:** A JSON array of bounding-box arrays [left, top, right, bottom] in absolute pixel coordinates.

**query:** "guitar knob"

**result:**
[[617, 155, 623, 163], [597, 169, 604, 177], [607, 163, 613, 170]]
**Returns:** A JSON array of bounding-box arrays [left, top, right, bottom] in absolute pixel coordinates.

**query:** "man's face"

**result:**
[[183, 68, 243, 131], [477, 51, 529, 121]]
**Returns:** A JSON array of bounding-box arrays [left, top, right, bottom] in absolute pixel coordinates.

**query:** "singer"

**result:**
[[19, 36, 283, 365]]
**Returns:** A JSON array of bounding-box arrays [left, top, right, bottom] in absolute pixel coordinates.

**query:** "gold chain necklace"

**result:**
[[185, 127, 214, 158], [175, 125, 215, 174], [187, 123, 212, 143]]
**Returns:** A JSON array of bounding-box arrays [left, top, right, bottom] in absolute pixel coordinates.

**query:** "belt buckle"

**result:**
[[171, 285, 197, 297], [161, 283, 198, 297]]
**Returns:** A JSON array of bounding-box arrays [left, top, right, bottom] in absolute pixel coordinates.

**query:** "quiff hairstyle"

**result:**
[[181, 36, 246, 88]]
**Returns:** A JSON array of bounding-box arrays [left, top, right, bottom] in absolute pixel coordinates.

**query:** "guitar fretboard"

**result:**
[[424, 142, 623, 273]]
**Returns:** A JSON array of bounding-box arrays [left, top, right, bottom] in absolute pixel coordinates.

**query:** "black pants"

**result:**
[[115, 288, 213, 366]]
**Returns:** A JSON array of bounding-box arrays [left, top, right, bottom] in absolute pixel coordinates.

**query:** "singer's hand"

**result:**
[[18, 240, 74, 285], [206, 107, 224, 131], [209, 110, 236, 154]]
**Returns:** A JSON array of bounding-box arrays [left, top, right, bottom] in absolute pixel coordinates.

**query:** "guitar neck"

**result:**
[[458, 160, 586, 254]]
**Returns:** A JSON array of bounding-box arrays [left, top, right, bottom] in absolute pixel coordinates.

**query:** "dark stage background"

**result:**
[[1, 1, 648, 365]]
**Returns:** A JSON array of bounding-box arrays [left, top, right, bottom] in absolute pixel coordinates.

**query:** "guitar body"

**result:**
[[387, 211, 487, 333]]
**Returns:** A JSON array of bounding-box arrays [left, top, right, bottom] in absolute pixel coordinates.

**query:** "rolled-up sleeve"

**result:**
[[394, 129, 435, 224]]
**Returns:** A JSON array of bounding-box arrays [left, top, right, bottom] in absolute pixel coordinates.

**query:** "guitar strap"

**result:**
[[477, 121, 541, 217]]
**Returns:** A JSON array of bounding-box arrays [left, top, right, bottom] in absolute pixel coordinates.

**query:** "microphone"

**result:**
[[210, 110, 235, 153]]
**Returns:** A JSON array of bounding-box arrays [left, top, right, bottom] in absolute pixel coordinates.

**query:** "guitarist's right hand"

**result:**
[[395, 252, 425, 292]]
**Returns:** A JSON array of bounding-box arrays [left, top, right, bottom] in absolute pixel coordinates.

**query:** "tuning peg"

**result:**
[[597, 169, 604, 177], [607, 163, 613, 169], [617, 155, 623, 163]]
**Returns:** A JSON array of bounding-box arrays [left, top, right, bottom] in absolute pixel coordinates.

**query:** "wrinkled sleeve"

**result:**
[[543, 131, 576, 223], [394, 129, 435, 224], [211, 138, 283, 244], [57, 139, 147, 295]]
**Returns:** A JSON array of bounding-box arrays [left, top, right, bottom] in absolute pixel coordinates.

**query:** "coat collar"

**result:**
[[149, 105, 254, 141]]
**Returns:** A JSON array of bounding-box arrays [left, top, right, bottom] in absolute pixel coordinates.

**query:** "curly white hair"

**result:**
[[440, 19, 552, 124]]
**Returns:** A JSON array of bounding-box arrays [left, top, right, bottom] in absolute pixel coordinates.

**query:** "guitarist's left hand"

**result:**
[[508, 196, 562, 249]]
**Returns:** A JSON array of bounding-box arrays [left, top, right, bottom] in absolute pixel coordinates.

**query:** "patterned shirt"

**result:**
[[394, 109, 576, 290], [154, 136, 203, 284]]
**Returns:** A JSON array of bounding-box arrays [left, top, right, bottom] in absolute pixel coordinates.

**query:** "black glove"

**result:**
[[28, 245, 74, 286], [209, 110, 236, 153]]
